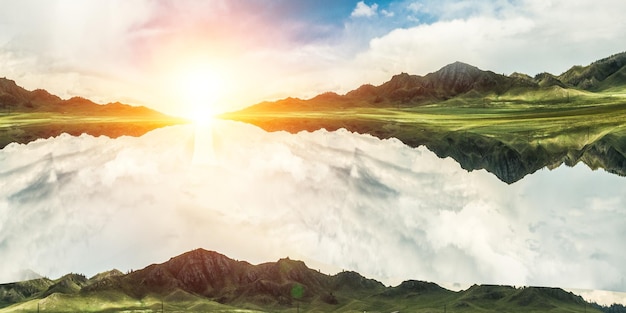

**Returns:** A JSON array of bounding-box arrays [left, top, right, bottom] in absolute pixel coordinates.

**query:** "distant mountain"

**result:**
[[243, 62, 533, 111], [1, 248, 620, 312], [239, 52, 626, 112], [0, 78, 164, 116], [246, 61, 540, 111], [0, 78, 188, 148]]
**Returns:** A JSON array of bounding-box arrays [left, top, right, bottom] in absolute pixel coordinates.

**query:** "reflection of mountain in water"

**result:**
[[224, 118, 626, 184], [424, 132, 626, 184], [0, 249, 615, 312]]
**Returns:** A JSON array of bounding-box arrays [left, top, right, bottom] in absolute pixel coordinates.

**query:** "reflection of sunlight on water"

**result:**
[[192, 119, 216, 165]]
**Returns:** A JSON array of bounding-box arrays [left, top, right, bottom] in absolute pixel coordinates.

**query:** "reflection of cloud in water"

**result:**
[[0, 121, 625, 294]]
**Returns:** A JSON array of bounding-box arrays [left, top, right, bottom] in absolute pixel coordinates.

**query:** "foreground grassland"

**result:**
[[0, 288, 603, 313], [0, 112, 188, 148], [0, 292, 265, 313], [0, 250, 609, 313], [222, 91, 626, 183]]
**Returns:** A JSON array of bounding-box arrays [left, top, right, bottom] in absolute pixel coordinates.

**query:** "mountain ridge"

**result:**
[[0, 77, 188, 148], [1, 248, 623, 312], [236, 51, 626, 111], [0, 77, 160, 116]]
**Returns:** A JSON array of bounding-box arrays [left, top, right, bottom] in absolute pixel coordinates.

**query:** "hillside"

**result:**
[[1, 248, 621, 312], [239, 52, 626, 112], [558, 52, 626, 91], [222, 52, 626, 183], [0, 78, 188, 148]]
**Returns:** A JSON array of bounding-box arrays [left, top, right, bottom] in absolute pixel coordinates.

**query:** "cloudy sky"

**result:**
[[1, 0, 626, 117]]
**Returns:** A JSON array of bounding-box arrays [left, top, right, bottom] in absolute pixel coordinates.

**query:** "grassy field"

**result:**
[[0, 290, 267, 313], [0, 289, 603, 313], [224, 91, 626, 147], [0, 112, 189, 148]]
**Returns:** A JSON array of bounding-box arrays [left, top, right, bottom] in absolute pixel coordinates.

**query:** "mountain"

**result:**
[[246, 61, 539, 111], [84, 249, 383, 307], [222, 52, 626, 183], [0, 78, 156, 116], [0, 78, 188, 148], [559, 52, 626, 90], [1, 248, 620, 313], [237, 52, 626, 112]]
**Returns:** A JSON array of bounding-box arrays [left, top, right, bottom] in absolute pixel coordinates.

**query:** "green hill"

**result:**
[[0, 249, 618, 313]]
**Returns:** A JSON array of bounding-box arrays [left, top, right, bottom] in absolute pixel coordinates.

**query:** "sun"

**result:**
[[177, 64, 222, 124]]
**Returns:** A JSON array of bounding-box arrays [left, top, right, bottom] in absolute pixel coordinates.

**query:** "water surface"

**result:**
[[0, 120, 624, 293]]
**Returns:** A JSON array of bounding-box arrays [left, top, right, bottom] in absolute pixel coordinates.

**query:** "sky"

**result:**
[[1, 121, 626, 305], [2, 0, 626, 117]]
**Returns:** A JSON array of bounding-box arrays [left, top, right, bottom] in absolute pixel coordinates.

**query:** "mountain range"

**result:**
[[243, 51, 626, 110], [222, 52, 626, 183], [0, 77, 187, 148], [1, 249, 622, 313], [0, 78, 162, 116]]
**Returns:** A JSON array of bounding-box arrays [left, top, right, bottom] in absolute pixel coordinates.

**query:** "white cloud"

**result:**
[[351, 1, 379, 18], [407, 2, 423, 13], [340, 0, 626, 92], [1, 121, 625, 295], [571, 289, 626, 306], [381, 9, 395, 17]]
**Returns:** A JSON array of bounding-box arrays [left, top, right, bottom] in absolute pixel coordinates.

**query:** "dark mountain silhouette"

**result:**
[[0, 78, 188, 148], [0, 249, 617, 312]]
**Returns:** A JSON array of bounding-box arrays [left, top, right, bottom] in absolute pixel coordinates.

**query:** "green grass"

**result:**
[[0, 112, 189, 148], [223, 90, 626, 152], [2, 291, 597, 313], [0, 290, 263, 313], [0, 112, 185, 127]]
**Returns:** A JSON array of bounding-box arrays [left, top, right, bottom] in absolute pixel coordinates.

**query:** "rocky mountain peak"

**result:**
[[0, 77, 22, 92], [385, 72, 421, 89], [437, 61, 482, 75]]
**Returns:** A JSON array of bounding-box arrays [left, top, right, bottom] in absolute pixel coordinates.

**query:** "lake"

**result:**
[[0, 120, 624, 296]]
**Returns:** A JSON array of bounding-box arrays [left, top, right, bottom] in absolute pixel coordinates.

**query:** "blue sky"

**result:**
[[1, 0, 626, 115]]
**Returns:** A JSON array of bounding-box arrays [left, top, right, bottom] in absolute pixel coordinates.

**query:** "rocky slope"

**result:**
[[559, 52, 626, 90], [240, 52, 626, 112], [1, 249, 619, 312], [0, 78, 157, 116]]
